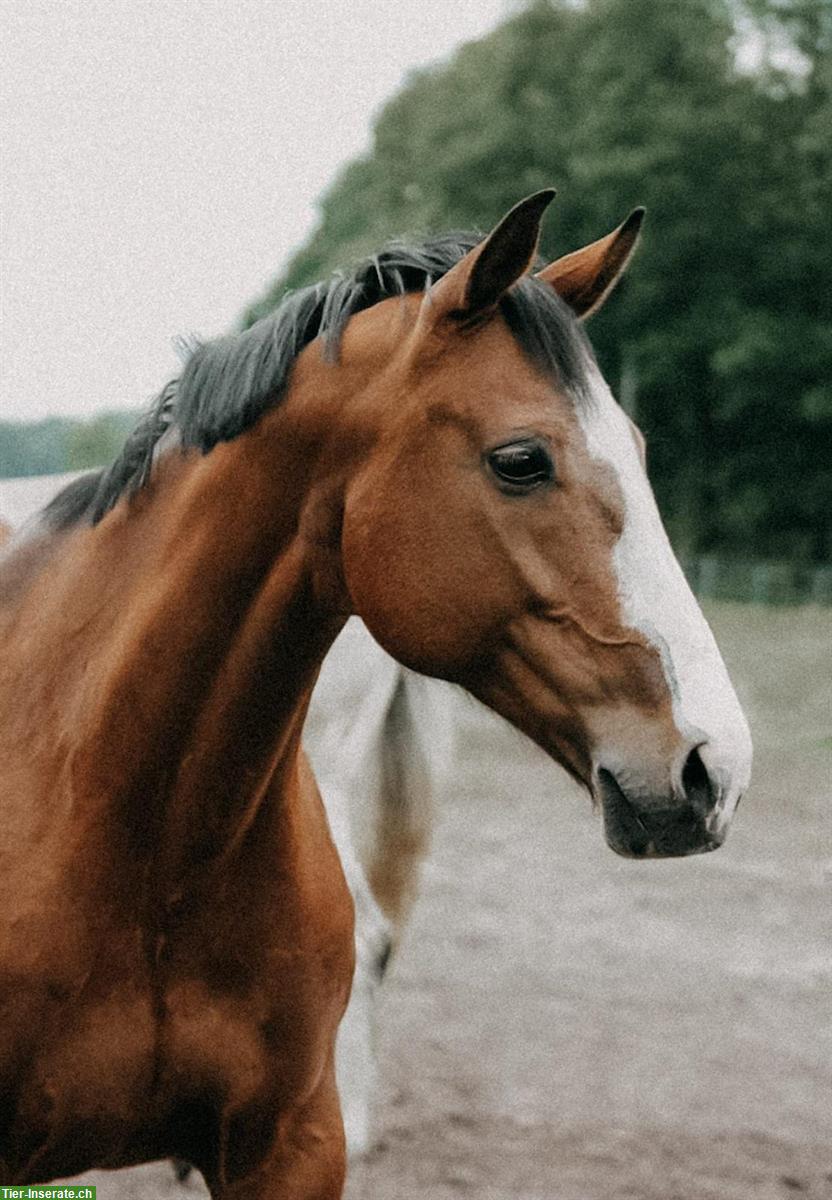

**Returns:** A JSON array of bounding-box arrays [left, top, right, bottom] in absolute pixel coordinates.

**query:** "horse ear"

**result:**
[[536, 208, 645, 319], [422, 189, 556, 327]]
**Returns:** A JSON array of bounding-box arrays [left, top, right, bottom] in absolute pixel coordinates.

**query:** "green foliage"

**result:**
[[0, 418, 71, 478], [247, 0, 832, 562], [66, 411, 137, 471], [0, 410, 138, 479]]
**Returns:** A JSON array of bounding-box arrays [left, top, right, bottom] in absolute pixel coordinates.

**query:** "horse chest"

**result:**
[[1, 919, 348, 1182], [0, 971, 158, 1181], [157, 914, 351, 1110]]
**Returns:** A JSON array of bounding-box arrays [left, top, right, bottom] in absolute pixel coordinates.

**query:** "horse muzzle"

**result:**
[[595, 745, 735, 859]]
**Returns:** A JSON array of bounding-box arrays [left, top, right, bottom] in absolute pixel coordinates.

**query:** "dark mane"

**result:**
[[44, 233, 591, 530]]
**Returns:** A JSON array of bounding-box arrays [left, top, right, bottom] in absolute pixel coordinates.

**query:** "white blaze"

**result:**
[[579, 362, 752, 813]]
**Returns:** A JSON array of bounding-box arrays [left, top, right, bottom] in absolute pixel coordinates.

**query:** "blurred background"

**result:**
[[3, 0, 831, 601]]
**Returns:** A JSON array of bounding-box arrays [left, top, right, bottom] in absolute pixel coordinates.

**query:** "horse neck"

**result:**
[[67, 410, 350, 877]]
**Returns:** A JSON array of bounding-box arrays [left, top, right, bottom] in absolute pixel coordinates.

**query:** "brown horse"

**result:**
[[0, 191, 751, 1198]]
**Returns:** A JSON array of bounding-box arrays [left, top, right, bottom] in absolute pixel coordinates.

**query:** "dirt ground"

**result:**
[[61, 600, 830, 1200]]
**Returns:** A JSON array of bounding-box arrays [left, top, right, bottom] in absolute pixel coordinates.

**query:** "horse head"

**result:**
[[337, 191, 752, 858]]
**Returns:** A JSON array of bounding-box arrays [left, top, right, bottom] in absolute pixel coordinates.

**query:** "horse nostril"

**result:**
[[681, 744, 717, 814]]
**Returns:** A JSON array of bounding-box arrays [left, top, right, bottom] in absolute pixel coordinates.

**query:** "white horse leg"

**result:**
[[304, 619, 458, 1158], [332, 852, 391, 1158]]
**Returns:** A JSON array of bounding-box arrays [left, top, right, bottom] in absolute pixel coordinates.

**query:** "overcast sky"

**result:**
[[2, 0, 508, 422]]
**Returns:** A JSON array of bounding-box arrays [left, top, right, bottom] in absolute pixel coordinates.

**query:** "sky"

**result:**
[[2, 0, 509, 423]]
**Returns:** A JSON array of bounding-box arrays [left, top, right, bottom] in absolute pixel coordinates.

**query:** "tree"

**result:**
[[244, 0, 832, 561], [0, 410, 139, 479], [67, 411, 137, 472]]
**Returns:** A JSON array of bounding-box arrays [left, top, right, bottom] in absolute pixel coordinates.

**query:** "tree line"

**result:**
[[246, 0, 831, 563], [0, 411, 139, 479], [4, 0, 829, 562]]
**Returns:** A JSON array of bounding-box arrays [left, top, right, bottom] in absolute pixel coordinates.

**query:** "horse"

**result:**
[[0, 190, 752, 1198], [1, 479, 451, 1163], [304, 617, 456, 1158], [172, 618, 449, 1181]]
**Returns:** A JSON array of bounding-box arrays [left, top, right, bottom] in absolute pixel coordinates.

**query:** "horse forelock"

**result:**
[[43, 232, 593, 531]]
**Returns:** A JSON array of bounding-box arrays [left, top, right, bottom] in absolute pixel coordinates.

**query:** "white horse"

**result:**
[[0, 473, 457, 1160], [305, 617, 456, 1155]]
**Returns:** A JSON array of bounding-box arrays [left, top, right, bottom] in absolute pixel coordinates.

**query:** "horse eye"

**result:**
[[488, 441, 554, 490]]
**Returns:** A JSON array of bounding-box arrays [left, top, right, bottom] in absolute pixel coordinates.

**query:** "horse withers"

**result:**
[[0, 191, 751, 1198]]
